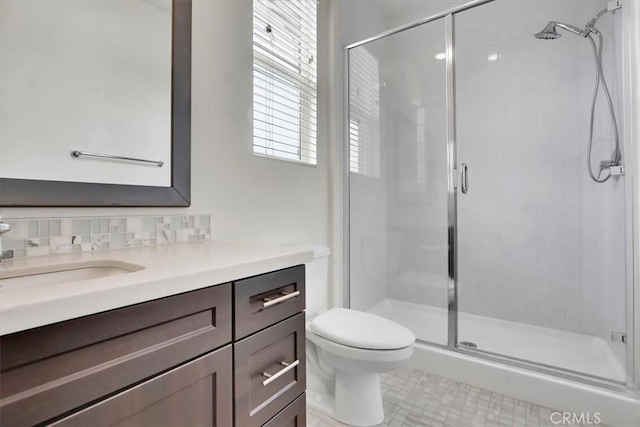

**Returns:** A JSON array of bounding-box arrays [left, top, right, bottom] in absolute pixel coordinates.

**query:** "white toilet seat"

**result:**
[[307, 329, 413, 363], [309, 307, 415, 350]]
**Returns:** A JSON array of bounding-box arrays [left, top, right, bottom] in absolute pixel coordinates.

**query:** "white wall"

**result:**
[[325, 0, 345, 309], [341, 0, 386, 46], [0, 0, 329, 249]]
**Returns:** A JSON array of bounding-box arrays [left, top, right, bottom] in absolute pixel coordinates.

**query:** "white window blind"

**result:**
[[253, 0, 317, 165], [349, 47, 380, 177]]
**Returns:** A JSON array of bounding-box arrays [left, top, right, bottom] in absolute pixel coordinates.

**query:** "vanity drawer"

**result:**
[[234, 313, 306, 427], [0, 283, 232, 427], [234, 265, 305, 340], [263, 393, 306, 427]]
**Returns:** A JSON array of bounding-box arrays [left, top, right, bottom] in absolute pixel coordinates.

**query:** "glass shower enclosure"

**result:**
[[346, 0, 630, 386]]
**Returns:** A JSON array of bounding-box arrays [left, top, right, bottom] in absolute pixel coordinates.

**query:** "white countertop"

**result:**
[[0, 240, 313, 336]]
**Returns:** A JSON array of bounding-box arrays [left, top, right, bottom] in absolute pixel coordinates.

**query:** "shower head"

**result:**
[[534, 21, 562, 39], [534, 21, 586, 39], [535, 4, 622, 41]]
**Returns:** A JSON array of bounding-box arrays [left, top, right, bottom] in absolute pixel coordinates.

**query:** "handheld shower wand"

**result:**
[[534, 1, 623, 183]]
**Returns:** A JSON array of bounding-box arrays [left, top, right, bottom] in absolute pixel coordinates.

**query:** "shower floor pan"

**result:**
[[368, 298, 626, 382]]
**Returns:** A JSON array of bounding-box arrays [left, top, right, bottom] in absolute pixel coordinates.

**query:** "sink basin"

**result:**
[[0, 260, 144, 289]]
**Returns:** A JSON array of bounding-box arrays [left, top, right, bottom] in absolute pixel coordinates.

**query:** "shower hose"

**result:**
[[586, 30, 621, 183]]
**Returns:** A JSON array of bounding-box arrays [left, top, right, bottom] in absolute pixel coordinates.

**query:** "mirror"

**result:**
[[0, 0, 191, 207]]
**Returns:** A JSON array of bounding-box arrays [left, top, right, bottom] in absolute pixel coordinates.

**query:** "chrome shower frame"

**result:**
[[342, 0, 638, 391]]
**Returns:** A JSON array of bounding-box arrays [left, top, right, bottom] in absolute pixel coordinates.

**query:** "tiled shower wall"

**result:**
[[2, 214, 211, 259]]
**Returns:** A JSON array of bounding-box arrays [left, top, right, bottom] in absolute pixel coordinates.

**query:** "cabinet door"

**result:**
[[0, 284, 232, 426], [235, 313, 306, 427], [48, 345, 233, 427]]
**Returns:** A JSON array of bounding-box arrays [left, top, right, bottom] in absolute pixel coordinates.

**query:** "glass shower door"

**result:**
[[348, 18, 450, 345], [454, 0, 627, 382]]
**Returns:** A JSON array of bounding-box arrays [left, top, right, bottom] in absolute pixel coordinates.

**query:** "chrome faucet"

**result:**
[[0, 216, 13, 266]]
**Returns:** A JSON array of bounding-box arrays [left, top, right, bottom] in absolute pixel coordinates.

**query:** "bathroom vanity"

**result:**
[[0, 242, 311, 426]]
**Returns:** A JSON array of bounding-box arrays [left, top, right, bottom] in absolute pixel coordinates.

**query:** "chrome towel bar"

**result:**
[[70, 150, 164, 167]]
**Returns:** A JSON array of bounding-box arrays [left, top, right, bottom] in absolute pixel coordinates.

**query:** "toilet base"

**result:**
[[306, 371, 385, 427], [305, 324, 414, 426], [334, 369, 384, 426]]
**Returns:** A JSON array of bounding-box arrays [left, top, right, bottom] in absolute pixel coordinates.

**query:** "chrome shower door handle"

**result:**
[[461, 163, 469, 194]]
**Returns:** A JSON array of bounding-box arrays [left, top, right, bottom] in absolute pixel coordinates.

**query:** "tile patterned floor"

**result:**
[[307, 367, 606, 427]]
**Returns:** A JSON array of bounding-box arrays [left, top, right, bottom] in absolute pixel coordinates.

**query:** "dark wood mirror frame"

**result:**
[[0, 0, 191, 207]]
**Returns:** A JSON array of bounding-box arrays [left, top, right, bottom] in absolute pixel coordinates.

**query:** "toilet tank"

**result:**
[[300, 245, 330, 318]]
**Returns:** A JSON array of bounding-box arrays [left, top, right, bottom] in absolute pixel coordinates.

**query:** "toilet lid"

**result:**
[[309, 308, 415, 350]]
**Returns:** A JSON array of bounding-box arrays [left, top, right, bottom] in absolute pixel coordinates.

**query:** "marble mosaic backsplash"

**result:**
[[2, 214, 211, 259]]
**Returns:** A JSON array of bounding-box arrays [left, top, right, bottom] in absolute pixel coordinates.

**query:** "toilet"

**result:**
[[303, 245, 415, 426]]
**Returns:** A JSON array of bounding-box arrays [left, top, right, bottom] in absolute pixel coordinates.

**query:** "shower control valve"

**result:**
[[609, 165, 625, 176], [598, 161, 624, 178]]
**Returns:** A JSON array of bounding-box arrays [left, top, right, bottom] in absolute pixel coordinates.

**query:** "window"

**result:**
[[349, 119, 359, 172], [252, 0, 317, 165], [349, 47, 380, 177]]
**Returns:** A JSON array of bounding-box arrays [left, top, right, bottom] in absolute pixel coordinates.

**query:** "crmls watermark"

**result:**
[[550, 412, 602, 425]]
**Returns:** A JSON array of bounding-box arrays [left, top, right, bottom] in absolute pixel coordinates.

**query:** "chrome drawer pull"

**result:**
[[262, 290, 300, 308], [262, 360, 300, 386]]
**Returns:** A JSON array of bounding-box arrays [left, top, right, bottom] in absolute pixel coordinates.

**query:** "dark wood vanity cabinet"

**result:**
[[0, 265, 306, 427]]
